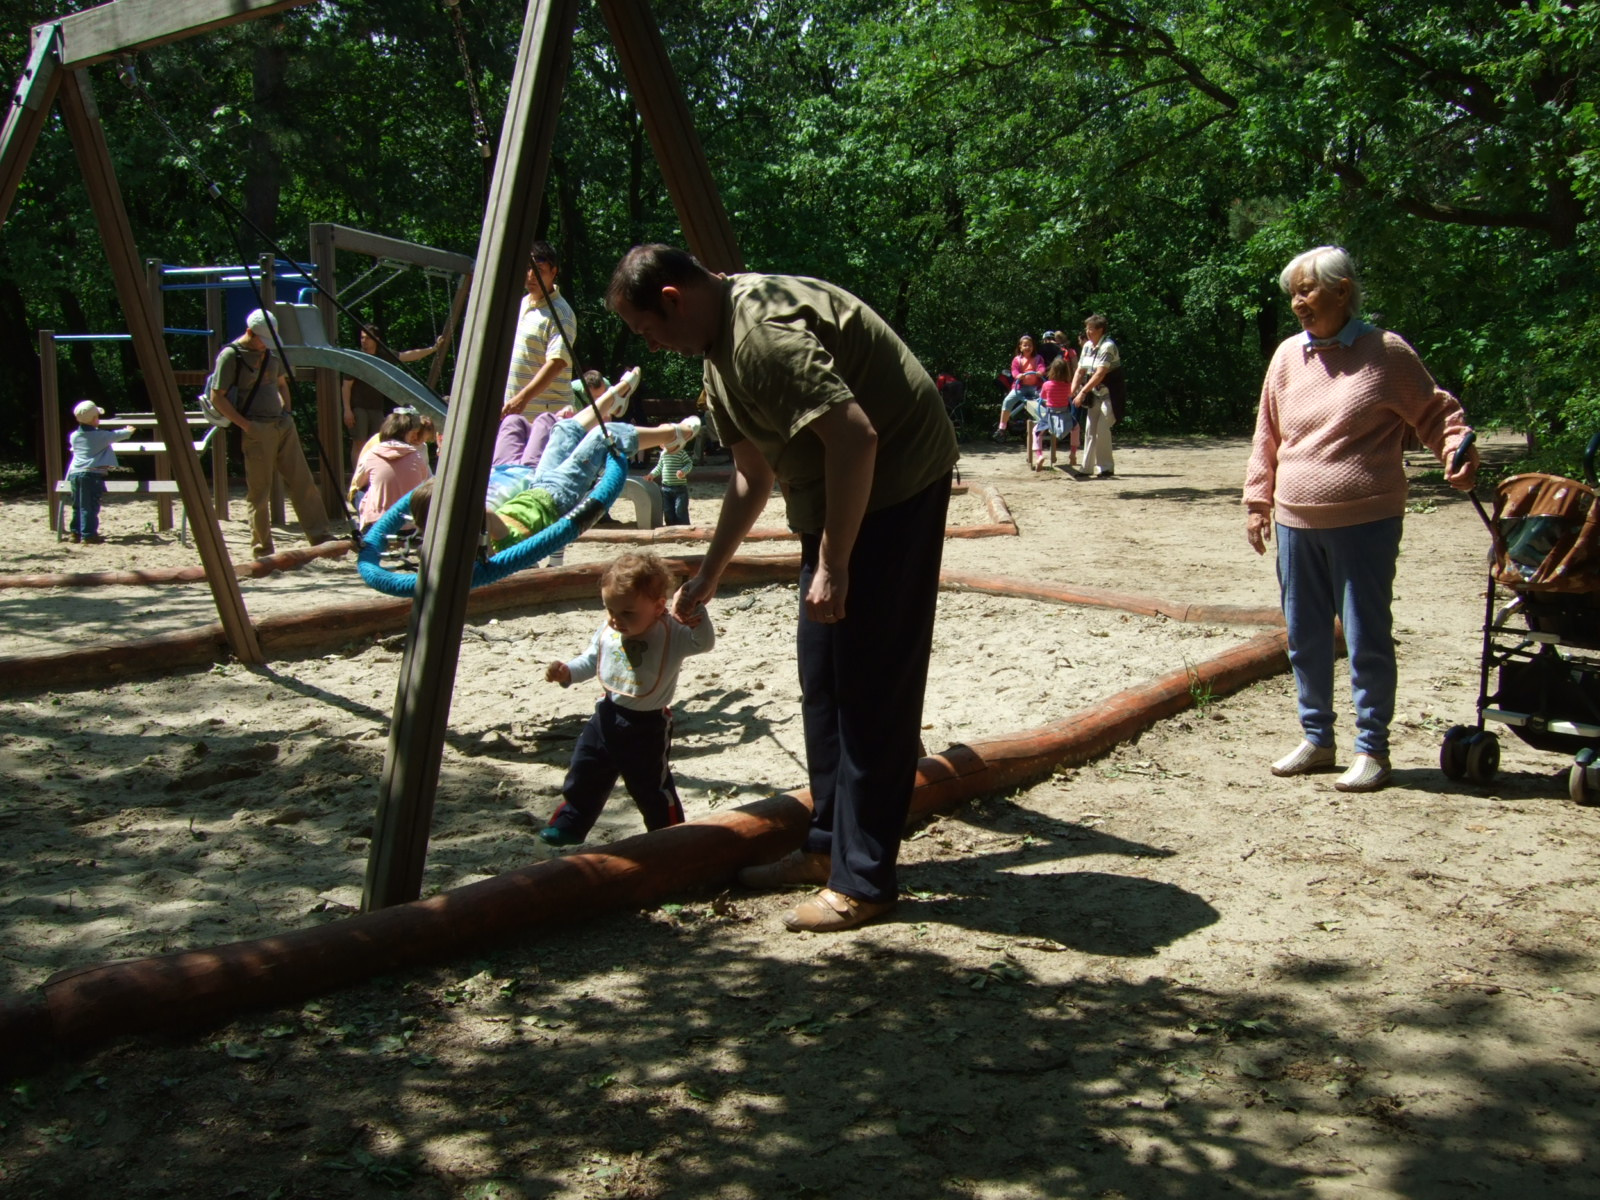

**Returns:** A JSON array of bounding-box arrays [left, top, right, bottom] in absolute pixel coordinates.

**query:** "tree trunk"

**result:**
[[0, 277, 39, 461], [245, 35, 289, 243]]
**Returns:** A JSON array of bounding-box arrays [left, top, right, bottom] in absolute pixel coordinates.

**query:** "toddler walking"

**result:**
[[65, 400, 134, 544], [650, 429, 695, 526], [541, 552, 715, 847]]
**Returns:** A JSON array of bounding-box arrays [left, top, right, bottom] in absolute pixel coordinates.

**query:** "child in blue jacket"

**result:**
[[66, 400, 134, 544]]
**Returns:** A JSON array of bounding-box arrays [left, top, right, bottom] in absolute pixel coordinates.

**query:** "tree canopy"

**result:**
[[2, 0, 1597, 470]]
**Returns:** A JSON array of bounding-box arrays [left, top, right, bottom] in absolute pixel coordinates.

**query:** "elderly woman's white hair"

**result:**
[[1279, 246, 1362, 318]]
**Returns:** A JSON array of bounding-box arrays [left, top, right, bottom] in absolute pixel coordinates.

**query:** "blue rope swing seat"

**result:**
[[357, 450, 629, 598]]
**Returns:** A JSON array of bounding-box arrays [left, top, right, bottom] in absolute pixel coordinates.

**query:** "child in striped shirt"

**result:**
[[650, 427, 695, 526]]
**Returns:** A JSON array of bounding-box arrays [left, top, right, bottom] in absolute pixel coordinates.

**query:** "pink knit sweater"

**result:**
[[1244, 329, 1472, 530]]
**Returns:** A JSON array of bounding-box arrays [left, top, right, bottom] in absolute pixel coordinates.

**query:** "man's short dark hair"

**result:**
[[1086, 313, 1109, 332], [529, 241, 558, 270], [606, 244, 715, 314]]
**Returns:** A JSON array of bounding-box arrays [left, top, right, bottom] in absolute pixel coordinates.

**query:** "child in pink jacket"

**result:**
[[351, 409, 432, 530]]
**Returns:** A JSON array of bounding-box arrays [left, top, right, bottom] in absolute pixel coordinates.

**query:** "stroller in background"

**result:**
[[1441, 431, 1600, 804]]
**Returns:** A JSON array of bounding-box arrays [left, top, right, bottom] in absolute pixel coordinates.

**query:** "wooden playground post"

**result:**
[[364, 0, 582, 911], [598, 0, 745, 274], [204, 284, 229, 519], [310, 220, 345, 514], [56, 66, 261, 665], [365, 0, 747, 910], [305, 222, 473, 513], [0, 24, 62, 227], [39, 329, 61, 529], [429, 273, 473, 394], [255, 252, 289, 529], [143, 257, 175, 532]]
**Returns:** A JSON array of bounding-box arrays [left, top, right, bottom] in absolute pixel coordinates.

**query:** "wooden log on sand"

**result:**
[[0, 624, 1289, 1069]]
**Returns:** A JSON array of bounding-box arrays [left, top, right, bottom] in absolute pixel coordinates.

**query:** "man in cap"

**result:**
[[210, 307, 335, 557]]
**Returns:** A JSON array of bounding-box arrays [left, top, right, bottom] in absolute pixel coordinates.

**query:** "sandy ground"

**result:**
[[0, 430, 1596, 1199]]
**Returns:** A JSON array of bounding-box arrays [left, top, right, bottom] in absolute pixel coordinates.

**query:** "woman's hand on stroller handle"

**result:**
[[1446, 431, 1479, 491]]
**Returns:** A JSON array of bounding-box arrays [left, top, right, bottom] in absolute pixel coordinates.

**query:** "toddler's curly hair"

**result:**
[[601, 551, 674, 600]]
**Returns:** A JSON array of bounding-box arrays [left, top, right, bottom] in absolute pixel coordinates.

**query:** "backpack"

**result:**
[[197, 342, 267, 428], [1104, 364, 1127, 422]]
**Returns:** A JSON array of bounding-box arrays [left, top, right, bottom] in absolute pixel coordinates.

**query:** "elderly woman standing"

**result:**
[[1244, 246, 1479, 792]]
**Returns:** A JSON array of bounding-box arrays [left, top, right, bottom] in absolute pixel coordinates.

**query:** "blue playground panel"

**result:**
[[158, 260, 318, 340]]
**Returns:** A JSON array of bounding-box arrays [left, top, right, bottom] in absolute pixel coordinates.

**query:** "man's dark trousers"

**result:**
[[797, 472, 951, 903]]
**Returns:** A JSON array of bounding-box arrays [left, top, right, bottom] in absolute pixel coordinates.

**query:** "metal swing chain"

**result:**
[[443, 0, 494, 161], [114, 58, 372, 533]]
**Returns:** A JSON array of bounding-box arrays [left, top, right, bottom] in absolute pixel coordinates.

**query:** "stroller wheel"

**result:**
[[1439, 725, 1473, 781], [1570, 750, 1599, 806], [1464, 733, 1500, 785]]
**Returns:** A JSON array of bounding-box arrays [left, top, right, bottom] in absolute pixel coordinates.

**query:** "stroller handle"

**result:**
[[1450, 430, 1477, 476]]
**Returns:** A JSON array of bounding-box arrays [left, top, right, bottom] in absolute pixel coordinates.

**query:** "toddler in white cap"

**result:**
[[65, 400, 135, 544]]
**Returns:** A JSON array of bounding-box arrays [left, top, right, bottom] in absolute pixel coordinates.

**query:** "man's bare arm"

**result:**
[[803, 399, 878, 622]]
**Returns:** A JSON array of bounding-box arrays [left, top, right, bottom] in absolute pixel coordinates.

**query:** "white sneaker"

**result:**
[[1335, 754, 1391, 792], [1271, 740, 1336, 777], [668, 415, 701, 452]]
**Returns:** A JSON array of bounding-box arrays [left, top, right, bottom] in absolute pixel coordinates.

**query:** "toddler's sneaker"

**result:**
[[539, 825, 585, 848]]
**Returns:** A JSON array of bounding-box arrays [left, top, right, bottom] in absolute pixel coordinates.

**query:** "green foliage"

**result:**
[[2, 0, 1598, 470]]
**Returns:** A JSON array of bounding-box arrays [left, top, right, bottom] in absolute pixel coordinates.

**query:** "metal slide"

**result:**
[[271, 302, 447, 420]]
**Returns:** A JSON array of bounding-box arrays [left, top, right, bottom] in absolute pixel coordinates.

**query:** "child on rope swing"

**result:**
[[539, 550, 715, 848], [407, 373, 699, 554]]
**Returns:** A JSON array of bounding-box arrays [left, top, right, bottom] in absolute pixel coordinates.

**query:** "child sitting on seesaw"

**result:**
[[540, 551, 715, 847], [407, 370, 699, 553]]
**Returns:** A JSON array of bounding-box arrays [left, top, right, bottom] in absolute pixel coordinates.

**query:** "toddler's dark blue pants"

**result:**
[[549, 696, 684, 837]]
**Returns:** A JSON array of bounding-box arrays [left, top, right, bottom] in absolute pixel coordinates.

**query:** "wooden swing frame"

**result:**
[[0, 0, 745, 911]]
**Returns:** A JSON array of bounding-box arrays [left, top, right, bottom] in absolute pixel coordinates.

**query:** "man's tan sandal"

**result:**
[[781, 888, 896, 933]]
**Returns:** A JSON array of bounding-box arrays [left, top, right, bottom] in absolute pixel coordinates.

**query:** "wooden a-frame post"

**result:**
[[54, 69, 262, 663], [362, 0, 583, 910], [0, 4, 301, 665]]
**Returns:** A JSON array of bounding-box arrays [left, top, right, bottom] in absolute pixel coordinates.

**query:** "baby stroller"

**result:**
[[1440, 431, 1600, 804]]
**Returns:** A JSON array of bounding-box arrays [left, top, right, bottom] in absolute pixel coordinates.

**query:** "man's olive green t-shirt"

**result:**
[[701, 274, 959, 534]]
